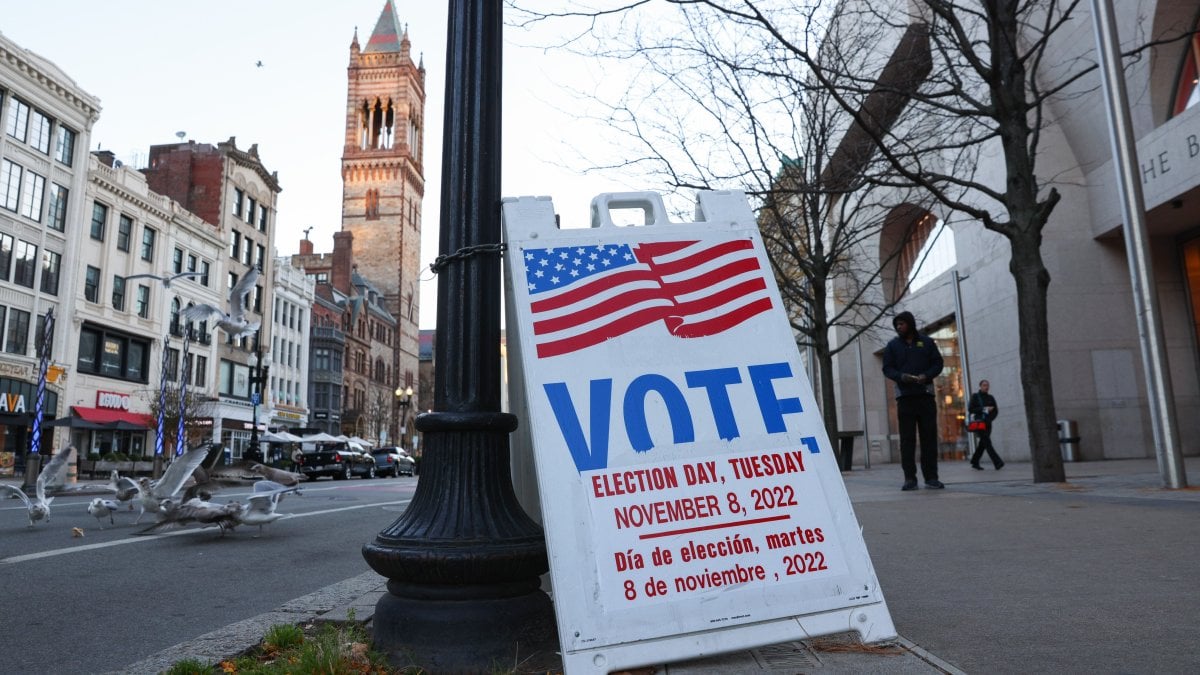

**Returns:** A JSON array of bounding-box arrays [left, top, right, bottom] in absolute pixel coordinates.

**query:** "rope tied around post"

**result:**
[[428, 242, 507, 276]]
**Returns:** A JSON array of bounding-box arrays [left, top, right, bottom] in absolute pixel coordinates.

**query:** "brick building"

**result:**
[[142, 137, 282, 457], [340, 0, 425, 424], [292, 231, 397, 444]]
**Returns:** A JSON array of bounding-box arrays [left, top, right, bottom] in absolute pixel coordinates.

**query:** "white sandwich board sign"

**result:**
[[502, 190, 895, 674]]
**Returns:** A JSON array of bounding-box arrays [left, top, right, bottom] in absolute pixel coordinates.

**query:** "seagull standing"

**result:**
[[180, 267, 261, 339], [0, 447, 75, 527], [122, 271, 204, 288], [87, 498, 123, 527]]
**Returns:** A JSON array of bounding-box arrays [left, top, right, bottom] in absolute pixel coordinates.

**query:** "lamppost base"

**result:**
[[152, 454, 165, 480], [373, 581, 559, 672], [21, 453, 42, 490]]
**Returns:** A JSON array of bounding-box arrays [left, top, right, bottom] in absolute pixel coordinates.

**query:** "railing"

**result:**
[[312, 326, 346, 342]]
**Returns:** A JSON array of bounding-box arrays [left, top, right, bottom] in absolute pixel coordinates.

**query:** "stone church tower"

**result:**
[[341, 1, 425, 402]]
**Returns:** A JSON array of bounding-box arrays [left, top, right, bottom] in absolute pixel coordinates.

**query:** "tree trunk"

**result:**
[[818, 346, 840, 449], [810, 298, 842, 455], [1009, 234, 1065, 482]]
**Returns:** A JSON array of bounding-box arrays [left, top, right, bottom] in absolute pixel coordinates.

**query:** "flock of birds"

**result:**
[[2, 444, 304, 538], [2, 265, 282, 536]]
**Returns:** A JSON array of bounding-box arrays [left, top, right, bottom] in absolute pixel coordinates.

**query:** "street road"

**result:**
[[0, 474, 417, 675]]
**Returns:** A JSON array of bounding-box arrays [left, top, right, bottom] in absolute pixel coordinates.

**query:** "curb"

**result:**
[[108, 572, 386, 675]]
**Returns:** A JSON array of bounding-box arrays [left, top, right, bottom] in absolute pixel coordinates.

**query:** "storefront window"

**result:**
[[100, 336, 124, 376], [77, 324, 150, 383], [884, 320, 967, 461], [927, 323, 967, 460], [1184, 236, 1200, 354]]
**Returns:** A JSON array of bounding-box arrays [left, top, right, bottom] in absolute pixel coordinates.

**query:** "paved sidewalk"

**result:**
[[93, 455, 1200, 673]]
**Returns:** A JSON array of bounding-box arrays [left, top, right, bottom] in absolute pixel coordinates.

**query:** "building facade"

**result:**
[[267, 257, 315, 438], [143, 138, 282, 458], [340, 1, 425, 430], [0, 33, 99, 473], [820, 1, 1200, 465], [71, 153, 224, 458], [292, 230, 396, 444], [307, 282, 346, 436]]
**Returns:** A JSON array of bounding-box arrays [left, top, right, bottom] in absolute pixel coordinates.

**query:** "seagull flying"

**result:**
[[135, 496, 242, 536], [0, 447, 75, 527], [235, 480, 302, 536], [123, 271, 204, 288], [131, 444, 213, 524], [180, 267, 261, 339], [87, 498, 123, 527], [106, 470, 139, 510]]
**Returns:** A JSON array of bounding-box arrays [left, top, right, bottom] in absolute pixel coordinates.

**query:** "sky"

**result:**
[[1, 0, 643, 329]]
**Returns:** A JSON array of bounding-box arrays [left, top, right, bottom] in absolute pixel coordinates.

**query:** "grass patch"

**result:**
[[165, 614, 560, 674], [165, 620, 395, 675]]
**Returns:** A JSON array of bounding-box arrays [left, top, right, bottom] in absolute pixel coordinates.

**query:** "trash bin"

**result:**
[[1057, 419, 1080, 462], [836, 432, 860, 471]]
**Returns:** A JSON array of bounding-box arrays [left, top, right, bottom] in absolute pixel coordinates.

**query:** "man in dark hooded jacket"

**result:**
[[882, 311, 945, 491]]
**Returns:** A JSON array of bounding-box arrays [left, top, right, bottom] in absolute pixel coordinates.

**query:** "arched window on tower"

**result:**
[[365, 189, 379, 220], [382, 100, 395, 149], [371, 99, 383, 148], [359, 100, 371, 150], [360, 97, 398, 150], [407, 114, 420, 157]]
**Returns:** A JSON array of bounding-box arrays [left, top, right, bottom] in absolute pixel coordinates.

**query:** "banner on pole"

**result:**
[[502, 191, 894, 674]]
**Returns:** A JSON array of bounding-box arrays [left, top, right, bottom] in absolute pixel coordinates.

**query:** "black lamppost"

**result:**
[[362, 1, 555, 670], [394, 386, 412, 449], [248, 341, 270, 463]]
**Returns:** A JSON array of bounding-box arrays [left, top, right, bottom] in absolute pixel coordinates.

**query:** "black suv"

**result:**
[[296, 443, 376, 480]]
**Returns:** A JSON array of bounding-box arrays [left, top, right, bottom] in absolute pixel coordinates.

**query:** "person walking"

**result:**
[[882, 311, 945, 491], [968, 380, 1005, 470]]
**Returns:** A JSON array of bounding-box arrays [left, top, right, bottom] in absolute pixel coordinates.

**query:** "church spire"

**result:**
[[363, 0, 404, 54]]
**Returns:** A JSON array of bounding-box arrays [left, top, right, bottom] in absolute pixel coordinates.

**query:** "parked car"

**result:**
[[295, 443, 376, 480], [372, 447, 415, 477]]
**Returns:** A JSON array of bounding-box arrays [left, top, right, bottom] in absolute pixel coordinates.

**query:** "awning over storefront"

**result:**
[[69, 406, 155, 430]]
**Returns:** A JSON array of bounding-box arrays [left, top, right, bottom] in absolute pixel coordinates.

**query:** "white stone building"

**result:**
[[0, 32, 98, 472], [265, 256, 315, 444], [818, 1, 1200, 465], [67, 154, 225, 458]]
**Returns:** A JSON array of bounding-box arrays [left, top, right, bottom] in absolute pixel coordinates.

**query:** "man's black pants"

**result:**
[[897, 394, 938, 482]]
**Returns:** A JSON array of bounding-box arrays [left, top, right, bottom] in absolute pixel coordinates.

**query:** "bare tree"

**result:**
[[509, 2, 947, 445], [512, 0, 1192, 482], [142, 382, 215, 457], [368, 390, 390, 444]]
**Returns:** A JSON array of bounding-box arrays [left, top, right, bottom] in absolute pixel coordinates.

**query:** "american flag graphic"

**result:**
[[522, 239, 772, 358]]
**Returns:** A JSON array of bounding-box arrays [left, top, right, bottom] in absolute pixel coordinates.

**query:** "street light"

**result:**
[[248, 342, 270, 463], [362, 3, 553, 668], [394, 386, 412, 449]]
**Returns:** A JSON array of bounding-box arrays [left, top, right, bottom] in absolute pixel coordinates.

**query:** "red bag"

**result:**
[[966, 418, 987, 432]]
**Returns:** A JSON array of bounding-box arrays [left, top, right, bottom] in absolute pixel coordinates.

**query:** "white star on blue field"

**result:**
[[522, 243, 638, 294]]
